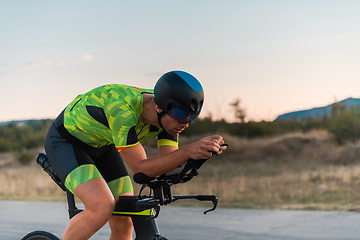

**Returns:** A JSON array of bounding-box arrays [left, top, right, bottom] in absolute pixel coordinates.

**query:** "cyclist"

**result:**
[[44, 70, 227, 240]]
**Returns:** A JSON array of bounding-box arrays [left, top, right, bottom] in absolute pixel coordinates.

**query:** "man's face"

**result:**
[[161, 113, 189, 136]]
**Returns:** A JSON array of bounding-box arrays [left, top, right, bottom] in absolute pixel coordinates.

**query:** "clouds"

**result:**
[[80, 54, 94, 61], [29, 54, 94, 68], [29, 59, 52, 68]]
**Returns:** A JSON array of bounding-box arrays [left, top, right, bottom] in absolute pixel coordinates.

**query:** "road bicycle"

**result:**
[[21, 145, 226, 240]]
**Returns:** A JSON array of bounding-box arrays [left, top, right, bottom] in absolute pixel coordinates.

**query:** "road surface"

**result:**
[[0, 200, 359, 240]]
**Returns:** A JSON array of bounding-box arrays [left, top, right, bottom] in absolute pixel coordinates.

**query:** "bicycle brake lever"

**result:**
[[204, 195, 218, 215], [194, 195, 218, 214]]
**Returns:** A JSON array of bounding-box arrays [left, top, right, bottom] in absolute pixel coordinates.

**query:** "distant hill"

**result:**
[[275, 97, 360, 121], [0, 119, 51, 126]]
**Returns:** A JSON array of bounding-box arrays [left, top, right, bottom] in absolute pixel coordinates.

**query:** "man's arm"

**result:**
[[158, 145, 178, 156], [120, 135, 226, 177]]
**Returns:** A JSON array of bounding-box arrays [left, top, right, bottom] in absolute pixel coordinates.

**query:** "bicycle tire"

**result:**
[[21, 231, 60, 240]]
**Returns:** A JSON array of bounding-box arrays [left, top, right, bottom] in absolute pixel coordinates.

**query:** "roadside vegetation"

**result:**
[[2, 102, 360, 211]]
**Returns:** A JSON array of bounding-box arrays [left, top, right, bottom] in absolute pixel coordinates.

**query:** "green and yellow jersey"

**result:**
[[63, 84, 178, 151]]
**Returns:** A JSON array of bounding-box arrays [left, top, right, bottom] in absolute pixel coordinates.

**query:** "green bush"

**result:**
[[328, 106, 360, 144], [17, 149, 36, 165], [0, 120, 52, 153]]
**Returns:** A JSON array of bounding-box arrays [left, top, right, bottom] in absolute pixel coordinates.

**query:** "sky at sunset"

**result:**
[[1, 1, 359, 123]]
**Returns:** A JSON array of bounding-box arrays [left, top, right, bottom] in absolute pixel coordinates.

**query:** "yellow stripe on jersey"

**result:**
[[157, 139, 179, 148]]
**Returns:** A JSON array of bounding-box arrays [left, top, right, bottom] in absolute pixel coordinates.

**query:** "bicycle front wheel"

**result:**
[[21, 231, 60, 240]]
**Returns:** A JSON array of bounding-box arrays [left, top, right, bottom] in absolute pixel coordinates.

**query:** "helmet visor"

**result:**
[[168, 105, 199, 124]]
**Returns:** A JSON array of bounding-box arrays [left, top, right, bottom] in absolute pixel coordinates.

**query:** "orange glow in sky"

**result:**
[[1, 1, 359, 123]]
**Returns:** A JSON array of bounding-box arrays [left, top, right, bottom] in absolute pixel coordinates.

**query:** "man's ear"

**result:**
[[155, 104, 163, 114]]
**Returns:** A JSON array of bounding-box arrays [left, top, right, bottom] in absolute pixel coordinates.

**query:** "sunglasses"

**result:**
[[167, 105, 199, 124]]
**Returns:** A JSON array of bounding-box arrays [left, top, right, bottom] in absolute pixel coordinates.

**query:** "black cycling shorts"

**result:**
[[44, 110, 133, 195]]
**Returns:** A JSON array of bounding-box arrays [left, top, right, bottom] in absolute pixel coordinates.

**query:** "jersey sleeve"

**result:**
[[114, 125, 140, 152], [110, 108, 140, 152], [157, 130, 179, 148]]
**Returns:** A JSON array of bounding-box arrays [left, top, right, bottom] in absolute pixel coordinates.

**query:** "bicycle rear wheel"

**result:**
[[21, 231, 60, 240]]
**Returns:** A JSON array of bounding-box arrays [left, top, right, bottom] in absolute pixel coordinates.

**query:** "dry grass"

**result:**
[[3, 130, 360, 211], [0, 151, 66, 201], [170, 130, 360, 210], [170, 163, 360, 211]]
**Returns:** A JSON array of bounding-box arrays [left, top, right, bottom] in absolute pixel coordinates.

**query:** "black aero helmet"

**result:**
[[154, 70, 204, 124]]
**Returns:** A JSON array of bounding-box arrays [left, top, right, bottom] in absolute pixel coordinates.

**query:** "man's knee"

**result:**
[[74, 178, 116, 224], [109, 216, 133, 235], [88, 197, 115, 223]]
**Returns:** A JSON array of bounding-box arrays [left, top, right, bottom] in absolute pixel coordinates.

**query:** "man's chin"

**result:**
[[166, 129, 182, 136], [174, 129, 184, 135]]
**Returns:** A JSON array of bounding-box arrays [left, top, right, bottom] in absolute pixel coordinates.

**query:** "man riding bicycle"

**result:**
[[44, 70, 227, 240]]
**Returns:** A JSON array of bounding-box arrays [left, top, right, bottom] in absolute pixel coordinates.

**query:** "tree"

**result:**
[[328, 105, 360, 144], [230, 98, 246, 123]]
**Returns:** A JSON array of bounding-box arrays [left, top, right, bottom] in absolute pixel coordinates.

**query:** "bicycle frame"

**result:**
[[35, 151, 221, 240], [65, 190, 163, 239]]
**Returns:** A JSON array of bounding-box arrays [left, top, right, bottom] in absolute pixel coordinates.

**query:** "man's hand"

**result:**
[[185, 135, 227, 160], [120, 135, 227, 177]]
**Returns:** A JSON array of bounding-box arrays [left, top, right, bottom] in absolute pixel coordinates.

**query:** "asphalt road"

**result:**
[[1, 200, 360, 240]]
